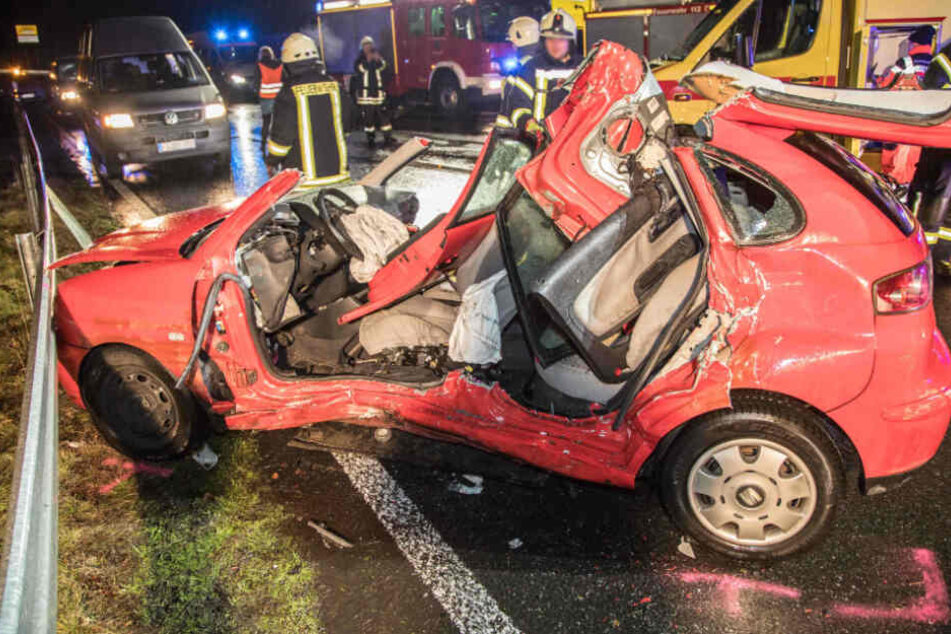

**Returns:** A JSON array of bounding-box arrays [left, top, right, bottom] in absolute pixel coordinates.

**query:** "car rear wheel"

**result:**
[[80, 346, 200, 460], [660, 395, 843, 559]]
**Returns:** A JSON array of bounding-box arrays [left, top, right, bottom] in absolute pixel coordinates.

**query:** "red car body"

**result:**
[[54, 43, 951, 504]]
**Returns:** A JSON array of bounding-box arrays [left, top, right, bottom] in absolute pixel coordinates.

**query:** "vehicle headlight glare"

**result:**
[[205, 103, 227, 119], [103, 113, 134, 128], [229, 74, 247, 85]]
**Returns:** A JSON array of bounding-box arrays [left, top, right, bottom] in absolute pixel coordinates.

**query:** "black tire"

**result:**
[[80, 346, 201, 460], [431, 73, 466, 117], [214, 150, 232, 176], [659, 394, 843, 560]]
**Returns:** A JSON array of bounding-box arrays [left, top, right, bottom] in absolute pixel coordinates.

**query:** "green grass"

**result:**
[[0, 179, 323, 634]]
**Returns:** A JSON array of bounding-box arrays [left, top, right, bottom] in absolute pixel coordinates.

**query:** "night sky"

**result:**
[[3, 0, 317, 64]]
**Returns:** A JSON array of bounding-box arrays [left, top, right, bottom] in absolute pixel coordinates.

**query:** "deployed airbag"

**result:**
[[339, 204, 409, 283]]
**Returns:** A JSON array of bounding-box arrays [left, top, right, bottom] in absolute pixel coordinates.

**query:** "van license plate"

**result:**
[[157, 138, 196, 153]]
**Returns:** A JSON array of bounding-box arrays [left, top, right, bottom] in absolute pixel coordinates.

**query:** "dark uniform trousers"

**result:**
[[912, 43, 951, 261]]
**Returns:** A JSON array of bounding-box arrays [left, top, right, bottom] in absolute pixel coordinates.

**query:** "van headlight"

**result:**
[[229, 74, 247, 85], [61, 90, 79, 101], [205, 103, 227, 120], [103, 113, 134, 128]]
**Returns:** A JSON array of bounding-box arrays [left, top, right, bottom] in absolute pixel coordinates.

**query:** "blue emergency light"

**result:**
[[215, 29, 228, 41], [502, 56, 519, 72], [238, 28, 249, 40]]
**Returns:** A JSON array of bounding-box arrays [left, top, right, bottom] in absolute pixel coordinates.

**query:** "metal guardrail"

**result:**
[[0, 104, 59, 633]]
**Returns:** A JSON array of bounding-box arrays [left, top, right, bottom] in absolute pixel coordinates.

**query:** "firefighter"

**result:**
[[256, 45, 282, 155], [504, 9, 579, 139], [266, 33, 352, 187], [353, 35, 392, 147], [910, 38, 951, 271], [496, 17, 539, 128], [876, 26, 935, 89]]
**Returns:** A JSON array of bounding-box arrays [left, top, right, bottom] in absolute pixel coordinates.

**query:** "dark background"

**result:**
[[2, 0, 317, 66]]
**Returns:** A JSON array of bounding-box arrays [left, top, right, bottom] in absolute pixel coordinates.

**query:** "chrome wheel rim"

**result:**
[[687, 438, 817, 546]]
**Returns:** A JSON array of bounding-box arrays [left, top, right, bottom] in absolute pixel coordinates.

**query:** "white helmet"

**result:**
[[281, 33, 319, 64], [507, 17, 540, 48], [540, 9, 577, 40], [361, 35, 375, 48]]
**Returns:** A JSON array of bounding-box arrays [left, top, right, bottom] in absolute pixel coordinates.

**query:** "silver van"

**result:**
[[77, 16, 231, 178]]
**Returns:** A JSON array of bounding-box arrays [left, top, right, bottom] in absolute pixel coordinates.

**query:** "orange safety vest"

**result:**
[[258, 63, 283, 100]]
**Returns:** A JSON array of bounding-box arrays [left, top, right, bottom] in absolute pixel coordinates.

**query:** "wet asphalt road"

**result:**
[[34, 101, 951, 634]]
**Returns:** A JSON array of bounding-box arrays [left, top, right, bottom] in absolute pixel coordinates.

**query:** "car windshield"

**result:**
[[218, 45, 257, 63], [666, 0, 741, 61], [454, 136, 534, 223], [478, 0, 549, 42], [56, 59, 78, 81], [98, 52, 208, 93]]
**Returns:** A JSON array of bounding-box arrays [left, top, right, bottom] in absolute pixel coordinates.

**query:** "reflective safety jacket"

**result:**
[[257, 60, 283, 100], [924, 43, 951, 89], [498, 52, 577, 130], [877, 43, 933, 88], [353, 54, 387, 106], [266, 64, 352, 188]]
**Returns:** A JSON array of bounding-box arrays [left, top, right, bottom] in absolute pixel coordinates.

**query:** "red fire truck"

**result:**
[[314, 0, 548, 114]]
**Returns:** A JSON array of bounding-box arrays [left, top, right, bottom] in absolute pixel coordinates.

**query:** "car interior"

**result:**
[[233, 131, 707, 418]]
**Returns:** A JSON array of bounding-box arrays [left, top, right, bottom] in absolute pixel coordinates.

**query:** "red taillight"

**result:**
[[873, 260, 932, 314]]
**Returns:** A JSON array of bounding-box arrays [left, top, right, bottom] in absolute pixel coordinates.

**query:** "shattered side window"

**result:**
[[698, 149, 804, 244]]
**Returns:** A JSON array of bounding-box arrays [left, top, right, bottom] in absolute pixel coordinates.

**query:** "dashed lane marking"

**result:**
[[334, 452, 522, 634]]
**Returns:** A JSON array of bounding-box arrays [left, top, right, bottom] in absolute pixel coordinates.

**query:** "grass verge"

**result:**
[[0, 177, 323, 634]]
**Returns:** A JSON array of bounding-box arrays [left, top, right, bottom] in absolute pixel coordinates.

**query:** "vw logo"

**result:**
[[164, 111, 179, 125]]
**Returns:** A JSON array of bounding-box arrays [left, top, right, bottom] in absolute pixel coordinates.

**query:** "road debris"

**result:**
[[447, 473, 484, 495], [307, 520, 355, 549], [191, 443, 219, 470], [677, 536, 696, 559]]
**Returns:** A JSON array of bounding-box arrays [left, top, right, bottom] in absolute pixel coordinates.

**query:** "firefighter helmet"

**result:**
[[539, 9, 576, 40], [281, 33, 319, 64], [361, 35, 375, 49], [507, 17, 540, 48]]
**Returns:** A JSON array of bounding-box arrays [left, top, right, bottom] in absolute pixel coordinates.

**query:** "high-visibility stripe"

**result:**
[[533, 75, 547, 121], [511, 76, 533, 99], [935, 54, 951, 83], [267, 139, 291, 157], [365, 126, 377, 132], [330, 85, 348, 178], [357, 97, 385, 105], [380, 123, 392, 131], [495, 114, 513, 127], [939, 227, 951, 241], [511, 108, 531, 127], [296, 173, 350, 190], [926, 232, 939, 245], [296, 92, 315, 178]]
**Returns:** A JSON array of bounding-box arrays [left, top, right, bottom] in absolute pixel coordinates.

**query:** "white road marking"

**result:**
[[333, 452, 522, 634], [107, 177, 156, 223]]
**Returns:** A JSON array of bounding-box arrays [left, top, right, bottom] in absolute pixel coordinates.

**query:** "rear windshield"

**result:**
[[218, 45, 257, 63], [56, 60, 78, 81], [98, 52, 208, 94], [786, 132, 915, 236], [478, 0, 548, 42]]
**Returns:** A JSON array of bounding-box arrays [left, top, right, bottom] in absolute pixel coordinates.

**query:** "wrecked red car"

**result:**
[[53, 42, 951, 559]]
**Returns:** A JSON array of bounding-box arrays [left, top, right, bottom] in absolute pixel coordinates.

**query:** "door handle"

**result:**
[[789, 76, 821, 84]]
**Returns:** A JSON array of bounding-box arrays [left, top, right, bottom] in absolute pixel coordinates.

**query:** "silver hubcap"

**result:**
[[687, 438, 817, 546]]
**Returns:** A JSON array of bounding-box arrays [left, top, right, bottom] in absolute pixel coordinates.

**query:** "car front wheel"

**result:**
[[80, 346, 200, 460], [660, 395, 843, 559]]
